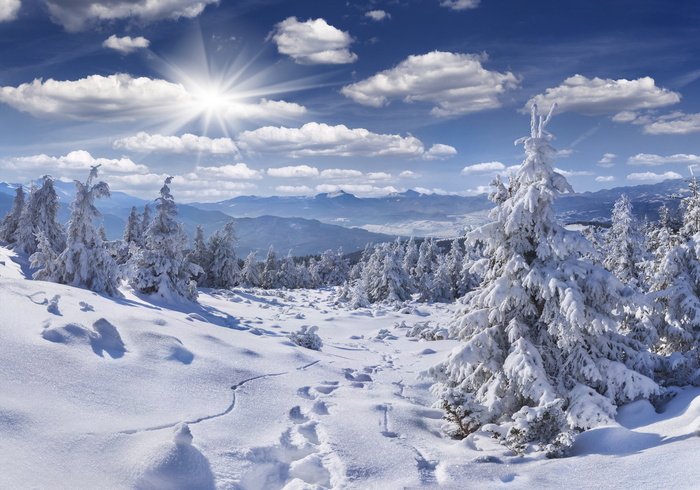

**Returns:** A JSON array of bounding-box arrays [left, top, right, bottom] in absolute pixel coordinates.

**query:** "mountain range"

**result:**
[[0, 178, 689, 256]]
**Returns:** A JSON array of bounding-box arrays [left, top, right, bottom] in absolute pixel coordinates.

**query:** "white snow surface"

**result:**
[[1, 245, 699, 489]]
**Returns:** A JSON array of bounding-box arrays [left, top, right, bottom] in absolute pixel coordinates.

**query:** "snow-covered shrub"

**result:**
[[487, 401, 575, 458], [289, 325, 323, 350], [424, 106, 658, 447], [405, 322, 449, 341]]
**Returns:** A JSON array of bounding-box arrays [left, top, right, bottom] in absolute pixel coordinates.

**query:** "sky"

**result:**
[[1, 0, 700, 202]]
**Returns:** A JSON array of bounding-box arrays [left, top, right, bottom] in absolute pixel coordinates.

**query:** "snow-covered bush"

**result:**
[[289, 325, 323, 350], [424, 106, 658, 451], [405, 322, 449, 341]]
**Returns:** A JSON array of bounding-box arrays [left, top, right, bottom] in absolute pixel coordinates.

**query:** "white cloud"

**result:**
[[524, 75, 680, 115], [238, 122, 440, 159], [106, 172, 258, 201], [555, 149, 575, 158], [596, 176, 616, 182], [224, 98, 307, 120], [554, 168, 594, 177], [0, 74, 308, 122], [399, 170, 421, 179], [461, 161, 505, 175], [267, 165, 319, 178], [440, 0, 480, 10], [341, 51, 519, 116], [366, 10, 390, 21], [612, 111, 639, 123], [319, 168, 364, 180], [0, 74, 189, 121], [643, 112, 700, 135], [269, 17, 357, 65], [423, 143, 457, 160], [113, 132, 239, 155], [44, 0, 217, 32], [275, 185, 313, 195], [102, 35, 150, 54], [193, 163, 263, 180], [0, 0, 21, 22], [315, 184, 398, 197], [599, 153, 617, 163], [627, 171, 683, 182], [3, 150, 148, 175], [627, 153, 700, 166], [366, 172, 392, 181]]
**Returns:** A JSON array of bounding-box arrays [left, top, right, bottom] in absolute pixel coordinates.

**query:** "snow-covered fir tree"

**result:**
[[402, 237, 419, 280], [425, 106, 658, 453], [32, 166, 120, 297], [278, 252, 298, 289], [130, 177, 201, 303], [262, 245, 279, 289], [187, 225, 211, 286], [603, 194, 645, 288], [204, 221, 239, 289], [363, 242, 412, 304], [0, 185, 25, 244], [240, 250, 262, 288], [14, 176, 66, 256], [680, 171, 700, 240]]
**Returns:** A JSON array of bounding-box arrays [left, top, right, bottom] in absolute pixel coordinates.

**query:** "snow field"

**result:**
[[2, 245, 700, 489]]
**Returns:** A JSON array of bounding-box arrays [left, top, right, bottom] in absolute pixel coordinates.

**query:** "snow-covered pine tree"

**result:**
[[680, 170, 700, 240], [430, 254, 454, 302], [33, 166, 120, 297], [603, 194, 645, 288], [0, 185, 25, 244], [187, 225, 211, 286], [205, 221, 239, 289], [424, 106, 658, 453], [240, 250, 262, 288], [14, 176, 66, 255], [262, 245, 279, 289], [130, 177, 201, 303], [364, 242, 412, 304], [446, 238, 464, 298], [415, 238, 439, 302], [140, 203, 151, 237], [278, 252, 298, 289]]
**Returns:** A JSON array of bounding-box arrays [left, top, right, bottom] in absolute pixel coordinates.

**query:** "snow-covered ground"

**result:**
[[1, 245, 699, 489]]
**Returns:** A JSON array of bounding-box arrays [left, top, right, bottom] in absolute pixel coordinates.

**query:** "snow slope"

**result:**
[[1, 245, 699, 489]]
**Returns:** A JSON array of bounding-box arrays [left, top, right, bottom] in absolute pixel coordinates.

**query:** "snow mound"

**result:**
[[134, 423, 215, 490], [41, 318, 126, 358], [132, 331, 195, 364]]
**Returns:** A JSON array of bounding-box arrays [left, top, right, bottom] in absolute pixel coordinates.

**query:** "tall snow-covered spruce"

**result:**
[[424, 106, 658, 455], [130, 177, 201, 303], [32, 166, 120, 297]]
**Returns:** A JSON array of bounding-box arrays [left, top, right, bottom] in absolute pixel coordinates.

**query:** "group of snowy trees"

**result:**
[[0, 170, 202, 303], [336, 236, 481, 307]]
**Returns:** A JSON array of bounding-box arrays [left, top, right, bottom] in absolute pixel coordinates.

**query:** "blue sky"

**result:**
[[1, 0, 700, 201]]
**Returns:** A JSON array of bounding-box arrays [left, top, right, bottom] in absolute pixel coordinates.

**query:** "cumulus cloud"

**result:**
[[0, 74, 189, 121], [193, 163, 263, 180], [44, 0, 218, 32], [0, 74, 308, 122], [113, 132, 239, 155], [238, 122, 444, 159], [341, 51, 519, 116], [627, 171, 683, 182], [440, 0, 480, 10], [315, 184, 398, 197], [103, 35, 150, 54], [461, 161, 505, 175], [627, 153, 700, 166], [2, 150, 148, 174], [108, 172, 258, 201], [598, 153, 617, 165], [596, 176, 616, 182], [267, 165, 319, 178], [524, 75, 680, 115], [642, 112, 700, 135], [400, 170, 421, 179], [366, 10, 390, 21], [275, 185, 313, 195], [423, 143, 458, 160], [319, 168, 364, 180], [0, 0, 21, 22], [554, 168, 594, 177], [269, 17, 357, 65]]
